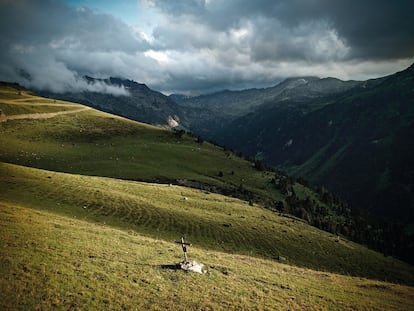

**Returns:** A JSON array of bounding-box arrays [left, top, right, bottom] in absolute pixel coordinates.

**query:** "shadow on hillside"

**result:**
[[159, 264, 181, 271]]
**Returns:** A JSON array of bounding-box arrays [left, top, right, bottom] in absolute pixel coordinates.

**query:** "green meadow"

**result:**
[[1, 202, 413, 310], [0, 96, 283, 204]]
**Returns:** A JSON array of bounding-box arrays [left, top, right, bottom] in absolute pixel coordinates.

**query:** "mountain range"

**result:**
[[36, 64, 414, 229], [211, 64, 414, 225], [174, 76, 362, 138]]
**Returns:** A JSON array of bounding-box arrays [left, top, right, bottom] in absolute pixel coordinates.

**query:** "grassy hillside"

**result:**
[[1, 162, 413, 285], [1, 202, 414, 310], [0, 87, 276, 197]]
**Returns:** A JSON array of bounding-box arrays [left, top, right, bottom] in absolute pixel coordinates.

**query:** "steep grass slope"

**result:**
[[1, 162, 413, 285], [0, 87, 285, 206], [1, 202, 414, 310]]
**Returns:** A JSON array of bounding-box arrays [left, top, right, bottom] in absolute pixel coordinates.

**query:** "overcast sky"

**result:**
[[0, 0, 413, 95]]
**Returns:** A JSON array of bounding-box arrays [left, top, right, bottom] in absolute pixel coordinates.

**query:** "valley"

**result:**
[[213, 64, 414, 227]]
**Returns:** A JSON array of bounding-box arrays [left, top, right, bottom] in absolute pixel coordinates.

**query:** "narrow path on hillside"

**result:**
[[2, 98, 83, 107], [0, 107, 91, 122], [3, 102, 83, 107]]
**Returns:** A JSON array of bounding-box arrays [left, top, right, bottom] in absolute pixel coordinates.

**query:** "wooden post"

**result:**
[[176, 237, 192, 263]]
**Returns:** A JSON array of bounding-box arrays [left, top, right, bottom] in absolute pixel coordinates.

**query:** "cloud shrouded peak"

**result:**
[[0, 0, 413, 95]]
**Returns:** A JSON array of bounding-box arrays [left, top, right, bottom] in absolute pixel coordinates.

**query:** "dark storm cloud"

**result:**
[[140, 0, 414, 93], [0, 0, 150, 54], [151, 0, 414, 60], [271, 0, 414, 59], [0, 0, 412, 95], [0, 0, 153, 93]]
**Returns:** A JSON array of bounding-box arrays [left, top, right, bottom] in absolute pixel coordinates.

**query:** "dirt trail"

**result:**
[[2, 98, 82, 107], [0, 107, 91, 122], [3, 102, 82, 107]]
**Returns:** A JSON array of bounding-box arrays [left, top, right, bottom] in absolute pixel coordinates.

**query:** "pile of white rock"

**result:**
[[179, 261, 207, 274]]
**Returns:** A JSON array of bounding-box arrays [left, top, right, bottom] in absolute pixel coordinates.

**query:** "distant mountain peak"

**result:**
[[36, 75, 185, 127], [109, 77, 149, 90], [84, 76, 150, 91], [280, 76, 319, 84]]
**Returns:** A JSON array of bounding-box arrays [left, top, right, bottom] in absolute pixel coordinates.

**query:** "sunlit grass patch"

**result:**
[[0, 104, 285, 204], [1, 203, 413, 310], [0, 102, 82, 116], [1, 162, 413, 285]]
